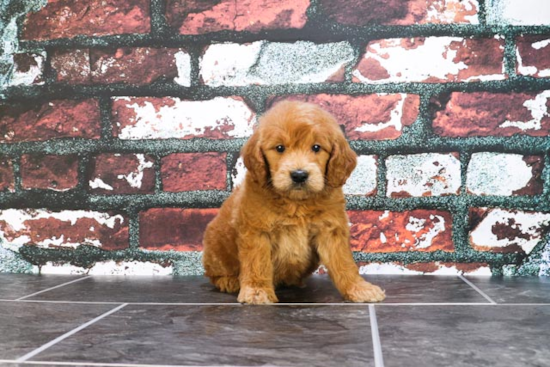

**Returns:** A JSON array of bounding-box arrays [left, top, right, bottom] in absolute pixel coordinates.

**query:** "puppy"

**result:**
[[202, 101, 385, 304]]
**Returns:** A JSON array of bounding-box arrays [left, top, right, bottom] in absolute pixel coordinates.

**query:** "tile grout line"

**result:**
[[4, 299, 545, 306], [15, 276, 92, 301], [369, 305, 385, 367], [0, 299, 508, 306], [458, 274, 497, 305], [0, 360, 225, 367], [16, 303, 128, 362]]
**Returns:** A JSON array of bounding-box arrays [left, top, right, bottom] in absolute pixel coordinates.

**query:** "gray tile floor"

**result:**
[[0, 274, 549, 367]]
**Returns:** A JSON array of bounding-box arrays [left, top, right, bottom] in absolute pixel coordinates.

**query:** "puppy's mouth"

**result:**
[[287, 186, 312, 200], [291, 182, 308, 190]]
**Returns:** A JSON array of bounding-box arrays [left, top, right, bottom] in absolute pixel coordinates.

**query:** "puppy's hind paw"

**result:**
[[238, 286, 278, 305], [345, 281, 386, 303]]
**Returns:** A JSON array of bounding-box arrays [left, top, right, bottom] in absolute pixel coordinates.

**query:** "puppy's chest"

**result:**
[[270, 224, 316, 262]]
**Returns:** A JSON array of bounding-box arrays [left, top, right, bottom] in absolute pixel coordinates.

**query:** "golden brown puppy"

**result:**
[[202, 101, 385, 304]]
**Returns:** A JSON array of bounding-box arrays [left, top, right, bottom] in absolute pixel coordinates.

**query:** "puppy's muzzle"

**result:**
[[290, 169, 309, 184]]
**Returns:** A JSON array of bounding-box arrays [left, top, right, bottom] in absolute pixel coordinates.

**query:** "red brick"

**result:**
[[353, 37, 505, 83], [0, 100, 101, 143], [166, 0, 309, 34], [112, 97, 256, 140], [0, 156, 14, 192], [516, 36, 550, 78], [469, 208, 550, 254], [0, 209, 128, 251], [21, 155, 79, 191], [432, 91, 550, 137], [89, 154, 155, 195], [348, 210, 453, 252], [139, 208, 218, 251], [50, 49, 90, 84], [319, 0, 479, 26], [51, 48, 189, 85], [161, 153, 227, 192], [22, 0, 150, 40], [268, 94, 419, 140]]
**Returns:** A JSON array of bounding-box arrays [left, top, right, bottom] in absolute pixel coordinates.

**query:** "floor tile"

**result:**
[[376, 305, 550, 367], [279, 275, 489, 304], [464, 276, 550, 304], [29, 305, 374, 367], [367, 275, 489, 304], [0, 301, 118, 360], [26, 275, 238, 303], [25, 274, 489, 304], [0, 274, 86, 300]]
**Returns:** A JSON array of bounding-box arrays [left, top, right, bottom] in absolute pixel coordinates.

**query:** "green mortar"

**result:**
[[1, 0, 550, 275], [0, 247, 34, 273]]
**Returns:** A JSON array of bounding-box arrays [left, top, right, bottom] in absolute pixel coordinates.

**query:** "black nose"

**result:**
[[290, 170, 309, 184]]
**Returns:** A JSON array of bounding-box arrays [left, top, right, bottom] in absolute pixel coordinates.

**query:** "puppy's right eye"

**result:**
[[276, 145, 285, 153]]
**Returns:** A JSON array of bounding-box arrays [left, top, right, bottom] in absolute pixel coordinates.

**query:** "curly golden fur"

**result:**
[[202, 101, 385, 304]]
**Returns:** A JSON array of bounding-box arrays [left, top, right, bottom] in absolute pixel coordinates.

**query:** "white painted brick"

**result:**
[[359, 262, 491, 275], [539, 240, 550, 276], [467, 152, 535, 195], [38, 261, 173, 275], [352, 37, 505, 84], [359, 262, 423, 275], [8, 52, 45, 86], [200, 41, 354, 86], [114, 96, 256, 140], [425, 0, 480, 24], [231, 156, 247, 189], [386, 153, 461, 197], [0, 209, 125, 251], [343, 155, 377, 195], [174, 50, 191, 86], [470, 208, 550, 254], [487, 0, 550, 25]]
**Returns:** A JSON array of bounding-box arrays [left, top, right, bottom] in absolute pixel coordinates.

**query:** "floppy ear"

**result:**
[[326, 133, 357, 188], [241, 130, 267, 185]]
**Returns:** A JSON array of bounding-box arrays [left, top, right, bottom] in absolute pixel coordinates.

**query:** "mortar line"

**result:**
[[15, 276, 92, 301], [16, 303, 128, 362], [369, 305, 385, 367], [477, 0, 487, 24], [128, 210, 141, 250], [458, 274, 497, 304], [12, 154, 22, 192], [503, 29, 518, 78]]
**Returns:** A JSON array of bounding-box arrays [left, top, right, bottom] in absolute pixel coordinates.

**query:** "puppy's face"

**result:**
[[242, 101, 357, 200], [262, 121, 331, 199]]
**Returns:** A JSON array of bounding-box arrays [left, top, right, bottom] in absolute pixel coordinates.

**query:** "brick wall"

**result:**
[[1, 0, 550, 276]]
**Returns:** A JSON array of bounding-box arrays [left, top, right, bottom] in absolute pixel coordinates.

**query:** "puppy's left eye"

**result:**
[[312, 145, 321, 153]]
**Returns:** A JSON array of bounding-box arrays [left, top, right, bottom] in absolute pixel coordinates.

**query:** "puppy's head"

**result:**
[[242, 101, 356, 199]]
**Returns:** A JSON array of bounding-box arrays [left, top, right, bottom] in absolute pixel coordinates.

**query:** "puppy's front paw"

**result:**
[[238, 286, 278, 305], [345, 281, 385, 303]]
